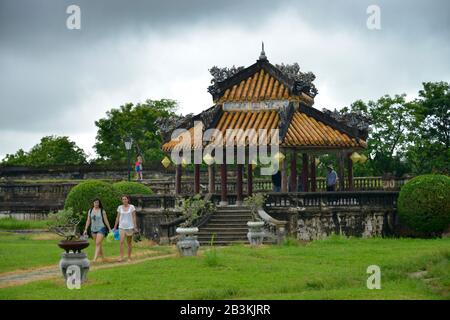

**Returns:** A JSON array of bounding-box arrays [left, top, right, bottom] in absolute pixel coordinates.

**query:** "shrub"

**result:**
[[113, 181, 152, 196], [397, 174, 450, 236], [64, 180, 120, 231]]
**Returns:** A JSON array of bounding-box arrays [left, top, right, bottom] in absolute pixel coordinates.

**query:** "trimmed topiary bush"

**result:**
[[398, 174, 450, 236], [64, 180, 121, 231], [112, 181, 153, 196]]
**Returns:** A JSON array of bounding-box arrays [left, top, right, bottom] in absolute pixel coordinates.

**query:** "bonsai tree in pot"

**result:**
[[176, 194, 214, 256], [243, 193, 267, 246], [47, 208, 90, 283]]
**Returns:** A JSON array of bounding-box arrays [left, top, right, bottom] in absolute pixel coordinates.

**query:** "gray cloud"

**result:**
[[0, 0, 449, 158]]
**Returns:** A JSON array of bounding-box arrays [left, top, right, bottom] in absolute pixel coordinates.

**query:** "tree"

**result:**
[[349, 95, 414, 176], [2, 136, 87, 166], [93, 99, 178, 164], [407, 82, 450, 174]]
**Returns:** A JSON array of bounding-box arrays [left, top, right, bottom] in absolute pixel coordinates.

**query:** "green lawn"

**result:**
[[0, 235, 449, 300], [0, 218, 50, 230], [0, 232, 172, 273]]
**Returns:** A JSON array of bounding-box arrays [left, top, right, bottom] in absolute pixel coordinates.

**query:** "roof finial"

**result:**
[[259, 41, 267, 61]]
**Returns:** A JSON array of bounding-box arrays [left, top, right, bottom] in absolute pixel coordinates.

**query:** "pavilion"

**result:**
[[162, 46, 368, 205]]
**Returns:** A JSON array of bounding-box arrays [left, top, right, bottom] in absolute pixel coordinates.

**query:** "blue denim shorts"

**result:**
[[92, 227, 108, 236]]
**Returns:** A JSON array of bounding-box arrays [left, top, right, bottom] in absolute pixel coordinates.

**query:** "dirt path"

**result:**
[[0, 251, 176, 289]]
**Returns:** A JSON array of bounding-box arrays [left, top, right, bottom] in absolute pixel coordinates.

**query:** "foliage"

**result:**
[[47, 208, 82, 240], [1, 237, 450, 299], [64, 180, 120, 231], [398, 174, 450, 236], [244, 193, 267, 221], [113, 181, 152, 196], [347, 82, 450, 176], [0, 218, 49, 230], [179, 194, 215, 228], [406, 82, 450, 174], [94, 99, 178, 164], [1, 136, 87, 166]]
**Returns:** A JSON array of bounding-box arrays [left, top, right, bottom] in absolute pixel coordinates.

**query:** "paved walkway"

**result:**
[[0, 252, 176, 289]]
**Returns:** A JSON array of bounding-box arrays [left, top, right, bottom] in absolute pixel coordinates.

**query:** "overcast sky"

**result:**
[[1, 0, 449, 160]]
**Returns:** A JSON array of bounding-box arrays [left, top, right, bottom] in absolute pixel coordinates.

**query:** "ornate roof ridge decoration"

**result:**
[[321, 108, 371, 140], [208, 55, 318, 101]]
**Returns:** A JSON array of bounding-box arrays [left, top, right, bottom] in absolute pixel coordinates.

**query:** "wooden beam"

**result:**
[[290, 151, 297, 192], [247, 163, 253, 196], [347, 152, 353, 191], [310, 155, 317, 192], [175, 164, 182, 195], [236, 164, 243, 204], [281, 156, 288, 192], [302, 153, 309, 192], [220, 162, 228, 205], [208, 165, 215, 194]]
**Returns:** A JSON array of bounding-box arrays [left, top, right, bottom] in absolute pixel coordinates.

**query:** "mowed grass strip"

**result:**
[[0, 232, 172, 274], [0, 218, 49, 230], [0, 236, 449, 300]]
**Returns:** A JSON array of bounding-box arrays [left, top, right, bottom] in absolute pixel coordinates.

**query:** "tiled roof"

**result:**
[[218, 69, 289, 103], [162, 109, 366, 151], [283, 112, 365, 148]]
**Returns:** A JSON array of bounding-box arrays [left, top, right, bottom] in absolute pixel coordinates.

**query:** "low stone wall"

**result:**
[[267, 207, 396, 240]]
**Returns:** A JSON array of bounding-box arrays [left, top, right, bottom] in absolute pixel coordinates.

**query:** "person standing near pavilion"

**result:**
[[326, 164, 337, 191], [135, 155, 143, 181]]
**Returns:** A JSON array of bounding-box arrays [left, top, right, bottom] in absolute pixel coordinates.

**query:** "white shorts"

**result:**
[[119, 228, 134, 237]]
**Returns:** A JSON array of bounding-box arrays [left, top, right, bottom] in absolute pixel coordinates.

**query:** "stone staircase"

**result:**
[[197, 206, 253, 245]]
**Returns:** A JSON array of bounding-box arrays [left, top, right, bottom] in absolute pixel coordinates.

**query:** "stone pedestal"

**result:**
[[59, 252, 90, 283]]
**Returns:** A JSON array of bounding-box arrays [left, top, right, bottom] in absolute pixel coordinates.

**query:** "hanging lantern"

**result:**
[[181, 158, 188, 168], [315, 158, 320, 166], [274, 151, 285, 162], [203, 153, 215, 165], [359, 154, 368, 164], [350, 152, 362, 163], [250, 158, 258, 170], [161, 156, 171, 168]]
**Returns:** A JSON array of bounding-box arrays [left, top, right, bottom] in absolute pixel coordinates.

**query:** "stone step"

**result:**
[[198, 231, 248, 236], [200, 227, 248, 232], [206, 222, 249, 227], [198, 235, 248, 241], [209, 217, 251, 221], [213, 212, 253, 216]]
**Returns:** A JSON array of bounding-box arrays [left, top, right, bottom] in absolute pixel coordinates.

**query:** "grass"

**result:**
[[0, 218, 50, 230], [0, 232, 172, 274], [0, 235, 449, 300]]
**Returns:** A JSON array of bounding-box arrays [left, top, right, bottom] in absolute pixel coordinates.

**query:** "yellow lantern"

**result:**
[[315, 158, 320, 166], [274, 151, 285, 162], [203, 153, 215, 165], [181, 158, 188, 168], [250, 158, 258, 171], [350, 152, 362, 163], [359, 154, 368, 164], [161, 156, 171, 168]]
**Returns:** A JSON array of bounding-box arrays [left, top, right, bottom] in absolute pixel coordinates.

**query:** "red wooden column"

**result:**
[[310, 156, 317, 192], [290, 151, 297, 192], [220, 155, 228, 205], [208, 165, 215, 194], [194, 164, 200, 194], [247, 163, 253, 196], [281, 156, 288, 192], [302, 153, 309, 192], [347, 152, 354, 190], [337, 151, 345, 191], [236, 164, 243, 204], [175, 164, 182, 195]]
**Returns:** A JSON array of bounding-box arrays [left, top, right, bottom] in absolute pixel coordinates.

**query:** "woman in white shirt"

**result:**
[[113, 195, 138, 262]]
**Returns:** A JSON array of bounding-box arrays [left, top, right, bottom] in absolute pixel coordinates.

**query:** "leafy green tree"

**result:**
[[94, 99, 178, 164], [349, 95, 414, 176], [407, 82, 450, 174], [2, 136, 87, 166]]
